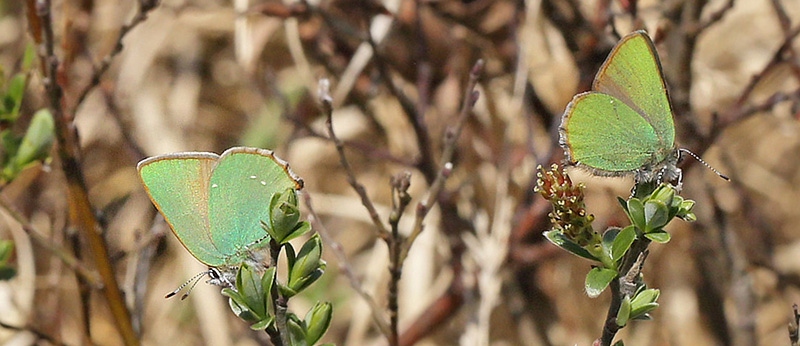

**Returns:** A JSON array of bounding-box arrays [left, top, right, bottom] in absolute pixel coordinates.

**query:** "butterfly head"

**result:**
[[633, 147, 681, 185]]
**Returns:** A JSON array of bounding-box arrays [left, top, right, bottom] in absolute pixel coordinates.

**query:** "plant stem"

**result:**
[[387, 174, 411, 346], [388, 233, 400, 346], [269, 239, 289, 346], [599, 235, 650, 346], [32, 0, 138, 344]]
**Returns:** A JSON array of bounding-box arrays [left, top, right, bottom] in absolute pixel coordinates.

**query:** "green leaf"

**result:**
[[269, 190, 301, 243], [544, 230, 599, 262], [285, 243, 297, 274], [649, 184, 674, 206], [612, 340, 625, 346], [0, 241, 13, 264], [631, 288, 659, 305], [630, 302, 659, 319], [616, 295, 631, 327], [0, 241, 16, 280], [626, 198, 646, 231], [630, 288, 660, 319], [260, 267, 276, 314], [677, 199, 696, 222], [585, 267, 617, 298], [304, 302, 333, 345], [643, 230, 670, 243], [280, 282, 299, 298], [643, 200, 669, 231], [289, 235, 323, 289], [250, 316, 274, 330], [1, 129, 20, 169], [14, 109, 54, 169], [281, 221, 312, 244], [601, 227, 620, 258], [616, 196, 629, 213], [611, 226, 636, 261], [21, 43, 35, 71], [226, 292, 260, 322], [0, 267, 16, 281], [237, 264, 267, 318], [287, 313, 309, 346], [678, 212, 696, 222], [668, 193, 683, 211], [6, 74, 25, 118]]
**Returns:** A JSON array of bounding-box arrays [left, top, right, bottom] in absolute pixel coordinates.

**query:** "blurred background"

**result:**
[[1, 0, 800, 345]]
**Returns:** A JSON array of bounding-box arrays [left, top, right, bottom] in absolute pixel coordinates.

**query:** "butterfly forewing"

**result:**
[[138, 153, 226, 266], [593, 31, 675, 150], [562, 92, 663, 173], [207, 147, 303, 262]]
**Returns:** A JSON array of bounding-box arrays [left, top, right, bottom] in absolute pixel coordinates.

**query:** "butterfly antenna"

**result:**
[[180, 271, 209, 300], [164, 270, 210, 299], [679, 148, 730, 181]]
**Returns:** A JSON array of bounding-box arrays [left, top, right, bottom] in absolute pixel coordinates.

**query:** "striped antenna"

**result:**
[[165, 270, 211, 299], [679, 148, 730, 181]]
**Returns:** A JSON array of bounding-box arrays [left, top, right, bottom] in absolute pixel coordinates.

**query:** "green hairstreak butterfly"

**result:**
[[137, 147, 303, 293], [559, 31, 728, 189], [560, 30, 683, 184]]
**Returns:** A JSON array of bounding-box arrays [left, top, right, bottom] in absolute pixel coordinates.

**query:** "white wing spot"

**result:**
[[249, 175, 257, 179], [211, 184, 218, 188], [260, 181, 267, 186]]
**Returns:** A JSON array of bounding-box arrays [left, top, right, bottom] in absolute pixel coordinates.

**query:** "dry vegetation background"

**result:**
[[1, 0, 800, 345]]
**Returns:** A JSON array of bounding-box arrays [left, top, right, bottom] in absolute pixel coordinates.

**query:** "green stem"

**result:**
[[269, 239, 289, 346]]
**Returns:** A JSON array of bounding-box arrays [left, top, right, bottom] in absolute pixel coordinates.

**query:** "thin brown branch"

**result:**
[[130, 223, 158, 335], [365, 35, 437, 182], [770, 0, 792, 31], [100, 85, 147, 159], [301, 192, 391, 337], [733, 24, 800, 109], [287, 115, 415, 167], [401, 59, 483, 263], [707, 185, 757, 345], [387, 172, 412, 346], [32, 0, 138, 344], [0, 196, 102, 287], [696, 0, 736, 33], [768, 0, 800, 82], [72, 0, 158, 114], [734, 88, 800, 120], [413, 0, 431, 156], [317, 79, 390, 237], [599, 238, 651, 346]]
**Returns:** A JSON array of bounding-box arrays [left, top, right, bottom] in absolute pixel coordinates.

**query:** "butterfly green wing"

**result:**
[[138, 153, 225, 267], [207, 147, 303, 262], [592, 30, 674, 150], [560, 92, 665, 173]]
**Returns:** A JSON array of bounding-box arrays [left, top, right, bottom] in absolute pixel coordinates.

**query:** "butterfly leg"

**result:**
[[674, 168, 683, 192]]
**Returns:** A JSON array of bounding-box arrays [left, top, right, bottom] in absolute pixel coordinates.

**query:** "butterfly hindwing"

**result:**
[[207, 147, 303, 260], [561, 92, 663, 174], [138, 153, 225, 266]]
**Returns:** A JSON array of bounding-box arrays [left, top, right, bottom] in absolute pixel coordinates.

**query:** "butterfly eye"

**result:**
[[208, 268, 222, 280]]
